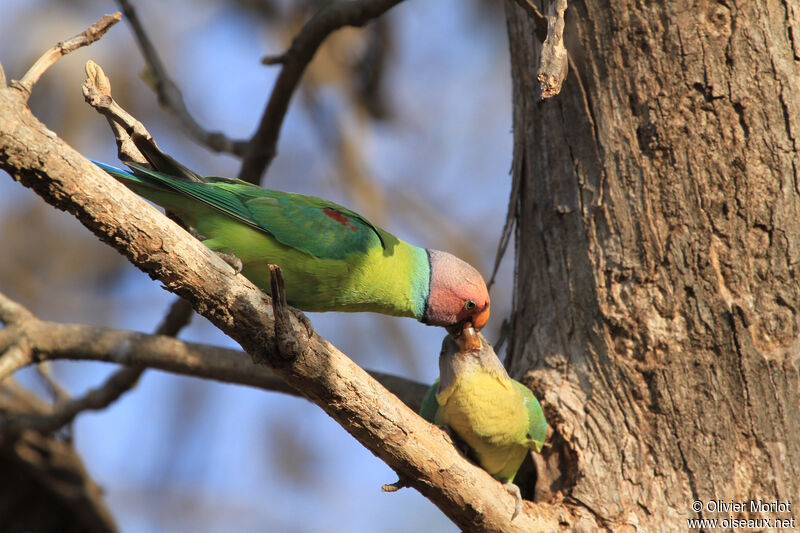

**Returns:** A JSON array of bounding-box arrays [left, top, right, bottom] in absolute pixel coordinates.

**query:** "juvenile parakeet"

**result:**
[[420, 330, 546, 519], [92, 138, 490, 331]]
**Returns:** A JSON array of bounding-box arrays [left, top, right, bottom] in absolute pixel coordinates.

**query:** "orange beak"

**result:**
[[458, 324, 482, 351], [471, 305, 491, 330]]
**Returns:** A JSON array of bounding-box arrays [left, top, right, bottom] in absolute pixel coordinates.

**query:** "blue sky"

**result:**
[[0, 1, 515, 531]]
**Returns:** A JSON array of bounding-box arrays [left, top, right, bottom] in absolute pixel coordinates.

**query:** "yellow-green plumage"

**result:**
[[177, 201, 427, 316], [420, 334, 546, 485], [94, 160, 430, 319], [435, 370, 535, 482]]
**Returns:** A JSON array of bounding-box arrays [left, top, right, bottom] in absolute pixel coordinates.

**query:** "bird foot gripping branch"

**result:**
[[265, 264, 312, 364], [504, 482, 524, 521], [216, 251, 243, 274], [0, 13, 571, 530]]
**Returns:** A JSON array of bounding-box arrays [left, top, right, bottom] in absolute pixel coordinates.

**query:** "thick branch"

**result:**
[[0, 82, 568, 533], [26, 298, 193, 435], [0, 430, 118, 532], [0, 17, 573, 528], [238, 0, 405, 183], [0, 297, 428, 419]]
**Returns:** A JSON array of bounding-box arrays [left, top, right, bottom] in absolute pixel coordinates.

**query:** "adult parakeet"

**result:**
[[92, 138, 490, 331], [420, 330, 546, 519]]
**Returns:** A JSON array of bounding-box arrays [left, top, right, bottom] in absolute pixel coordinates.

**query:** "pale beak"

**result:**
[[471, 305, 491, 330], [457, 323, 482, 351]]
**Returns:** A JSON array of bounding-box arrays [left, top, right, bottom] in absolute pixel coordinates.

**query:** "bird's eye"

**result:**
[[464, 300, 476, 310]]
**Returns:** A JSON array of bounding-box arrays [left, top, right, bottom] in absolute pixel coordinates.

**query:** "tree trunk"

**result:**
[[506, 0, 800, 529]]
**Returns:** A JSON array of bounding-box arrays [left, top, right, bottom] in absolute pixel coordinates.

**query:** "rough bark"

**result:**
[[0, 74, 565, 531], [0, 429, 117, 533], [506, 0, 800, 529]]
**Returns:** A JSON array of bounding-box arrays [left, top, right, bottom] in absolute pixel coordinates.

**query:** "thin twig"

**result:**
[[35, 362, 71, 403], [116, 0, 246, 155], [487, 158, 521, 291], [154, 297, 194, 337], [15, 13, 121, 98], [83, 60, 152, 164], [238, 0, 405, 183], [261, 53, 287, 66], [381, 477, 410, 492], [509, 0, 548, 41]]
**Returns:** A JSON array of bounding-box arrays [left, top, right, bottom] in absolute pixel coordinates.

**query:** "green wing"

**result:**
[[511, 380, 546, 452], [125, 163, 396, 259], [419, 379, 441, 423]]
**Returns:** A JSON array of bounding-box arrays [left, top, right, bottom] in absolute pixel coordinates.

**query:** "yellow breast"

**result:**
[[436, 370, 530, 481]]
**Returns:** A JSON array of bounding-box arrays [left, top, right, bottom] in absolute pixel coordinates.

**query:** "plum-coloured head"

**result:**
[[422, 249, 490, 330]]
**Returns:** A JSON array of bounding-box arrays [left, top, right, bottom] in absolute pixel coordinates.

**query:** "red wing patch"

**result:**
[[323, 207, 357, 232]]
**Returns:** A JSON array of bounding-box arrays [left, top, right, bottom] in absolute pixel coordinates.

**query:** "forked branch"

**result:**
[[0, 15, 573, 531]]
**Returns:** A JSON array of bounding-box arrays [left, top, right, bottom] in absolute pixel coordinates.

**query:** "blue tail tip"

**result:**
[[91, 159, 133, 176]]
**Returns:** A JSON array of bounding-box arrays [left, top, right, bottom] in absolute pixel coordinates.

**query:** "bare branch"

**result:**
[[115, 0, 246, 155], [537, 0, 569, 99], [15, 13, 121, 98], [0, 20, 572, 529], [35, 362, 71, 403], [0, 345, 31, 384], [509, 0, 549, 40], [0, 295, 428, 419], [83, 60, 161, 165], [238, 0, 405, 183], [27, 296, 192, 425], [2, 298, 193, 435], [0, 89, 568, 532], [9, 366, 142, 435], [1, 430, 118, 532], [0, 291, 34, 325]]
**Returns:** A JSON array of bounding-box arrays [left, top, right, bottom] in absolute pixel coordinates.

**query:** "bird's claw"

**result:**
[[381, 478, 409, 493], [297, 312, 314, 339], [503, 481, 523, 521], [216, 251, 243, 274]]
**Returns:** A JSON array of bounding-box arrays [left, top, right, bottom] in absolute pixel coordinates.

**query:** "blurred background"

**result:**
[[0, 0, 514, 531]]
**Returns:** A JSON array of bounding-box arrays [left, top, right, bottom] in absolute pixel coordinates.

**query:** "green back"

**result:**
[[419, 379, 441, 423], [126, 163, 397, 259], [94, 160, 430, 318], [511, 380, 546, 452]]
